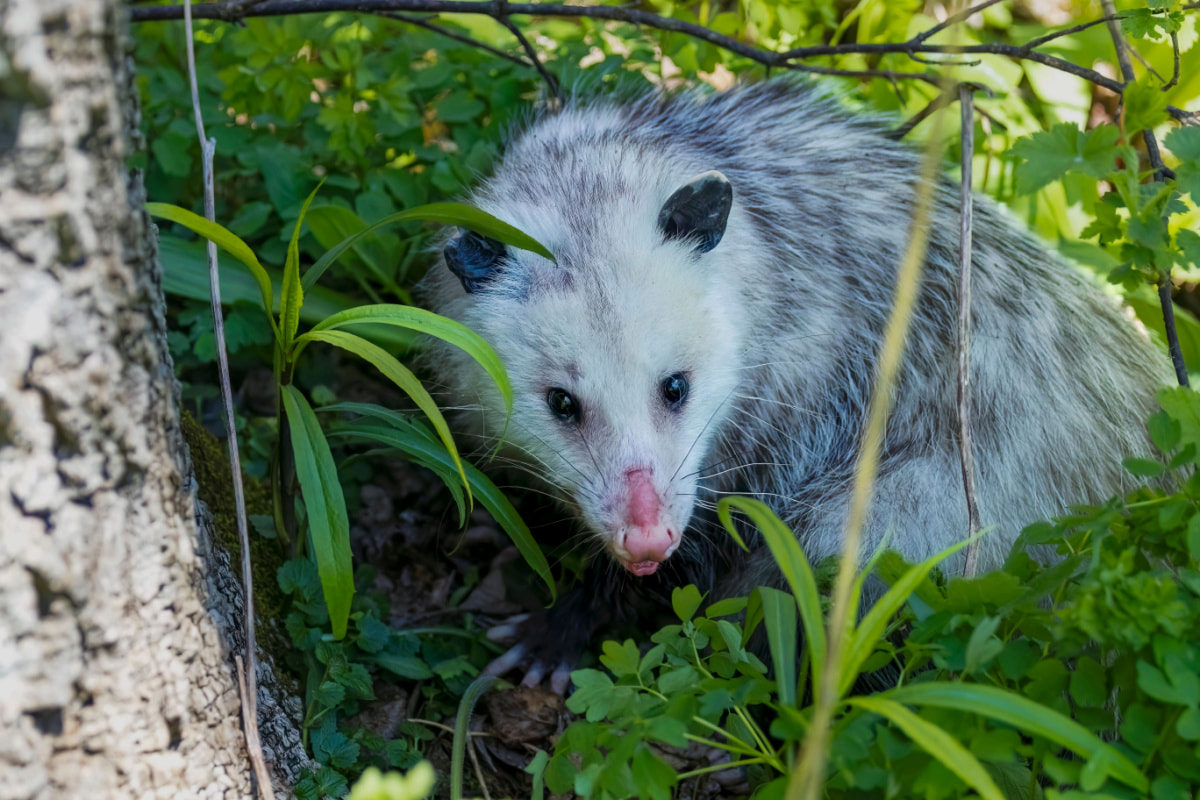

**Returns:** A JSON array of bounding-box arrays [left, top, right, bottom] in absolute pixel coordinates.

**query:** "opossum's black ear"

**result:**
[[657, 171, 733, 254], [444, 230, 506, 294]]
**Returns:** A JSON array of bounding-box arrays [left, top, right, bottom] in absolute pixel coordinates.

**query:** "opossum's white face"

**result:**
[[440, 172, 744, 576]]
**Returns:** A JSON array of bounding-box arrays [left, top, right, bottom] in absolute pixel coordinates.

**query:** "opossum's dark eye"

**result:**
[[661, 373, 690, 410], [547, 388, 581, 423]]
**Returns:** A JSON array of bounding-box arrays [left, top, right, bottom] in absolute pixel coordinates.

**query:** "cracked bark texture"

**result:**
[[0, 0, 307, 796]]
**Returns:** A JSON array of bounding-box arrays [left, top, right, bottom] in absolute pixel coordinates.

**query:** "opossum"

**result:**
[[419, 80, 1171, 690]]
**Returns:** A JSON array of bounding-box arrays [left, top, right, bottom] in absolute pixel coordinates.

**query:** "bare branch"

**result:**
[[128, 0, 1198, 100], [376, 11, 530, 67], [1164, 32, 1180, 91], [956, 84, 982, 578], [492, 0, 563, 103], [183, 0, 276, 793], [910, 0, 1007, 44]]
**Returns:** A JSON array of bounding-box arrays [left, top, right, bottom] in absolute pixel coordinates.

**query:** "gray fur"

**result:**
[[420, 80, 1170, 609]]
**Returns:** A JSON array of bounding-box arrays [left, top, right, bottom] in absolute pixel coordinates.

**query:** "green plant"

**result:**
[[148, 193, 554, 638], [548, 387, 1200, 799]]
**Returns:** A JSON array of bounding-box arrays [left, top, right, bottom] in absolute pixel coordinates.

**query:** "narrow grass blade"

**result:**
[[147, 202, 278, 338], [884, 682, 1148, 793], [717, 497, 826, 700], [301, 202, 554, 292], [281, 183, 322, 347], [307, 304, 512, 414], [847, 695, 1004, 800], [281, 385, 353, 639], [302, 330, 468, 494]]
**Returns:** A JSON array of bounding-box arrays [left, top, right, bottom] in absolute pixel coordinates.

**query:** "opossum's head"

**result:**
[[436, 170, 743, 577]]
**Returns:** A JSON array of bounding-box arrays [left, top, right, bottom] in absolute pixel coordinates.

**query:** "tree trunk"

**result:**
[[0, 0, 305, 796]]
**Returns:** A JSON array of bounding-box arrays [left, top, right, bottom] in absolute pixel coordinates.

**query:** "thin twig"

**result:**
[[494, 2, 562, 103], [910, 0, 1006, 44], [184, 0, 275, 794], [1164, 32, 1180, 91], [957, 83, 983, 579], [377, 12, 529, 67], [128, 0, 1198, 99]]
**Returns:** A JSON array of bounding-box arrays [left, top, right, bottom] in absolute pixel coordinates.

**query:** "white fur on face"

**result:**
[[465, 200, 747, 559]]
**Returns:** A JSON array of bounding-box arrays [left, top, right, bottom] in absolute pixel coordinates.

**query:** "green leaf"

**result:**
[[1010, 124, 1121, 195], [301, 202, 554, 292], [281, 182, 322, 347], [147, 202, 279, 340], [300, 329, 468, 495], [1123, 456, 1166, 477], [847, 695, 1004, 800], [757, 586, 798, 707], [1123, 78, 1169, 134], [885, 682, 1148, 793], [717, 497, 826, 701], [1069, 656, 1108, 708], [631, 746, 677, 800], [600, 639, 642, 678], [671, 584, 703, 623], [306, 304, 512, 415], [963, 615, 1003, 675], [281, 385, 354, 639], [367, 652, 434, 681]]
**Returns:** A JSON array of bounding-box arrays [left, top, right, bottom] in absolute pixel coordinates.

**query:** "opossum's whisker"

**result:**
[[694, 461, 791, 480], [670, 381, 741, 484]]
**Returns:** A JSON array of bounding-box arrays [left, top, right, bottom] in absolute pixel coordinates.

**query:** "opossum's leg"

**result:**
[[482, 584, 607, 694]]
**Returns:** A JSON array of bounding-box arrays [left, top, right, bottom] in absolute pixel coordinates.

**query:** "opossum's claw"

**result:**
[[519, 659, 548, 688], [549, 662, 573, 695], [484, 614, 530, 645], [482, 643, 528, 678]]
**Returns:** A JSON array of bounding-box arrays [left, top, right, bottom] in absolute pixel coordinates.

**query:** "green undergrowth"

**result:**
[[547, 387, 1200, 800]]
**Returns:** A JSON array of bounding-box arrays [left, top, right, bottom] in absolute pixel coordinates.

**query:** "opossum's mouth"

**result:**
[[624, 559, 662, 577]]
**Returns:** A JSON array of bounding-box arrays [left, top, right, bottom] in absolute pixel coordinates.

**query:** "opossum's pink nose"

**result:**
[[618, 469, 680, 576]]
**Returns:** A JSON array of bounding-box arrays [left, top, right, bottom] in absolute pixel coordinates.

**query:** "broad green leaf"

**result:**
[[301, 202, 554, 292], [672, 584, 703, 623], [841, 536, 971, 696], [1010, 124, 1121, 195], [300, 329, 468, 493], [717, 497, 825, 701], [885, 683, 1148, 793], [847, 695, 1004, 800], [280, 385, 353, 639], [281, 183, 322, 347], [308, 304, 512, 413], [324, 403, 554, 601], [757, 586, 798, 707], [147, 202, 279, 340]]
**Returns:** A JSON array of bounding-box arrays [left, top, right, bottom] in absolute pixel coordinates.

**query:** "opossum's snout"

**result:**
[[612, 468, 681, 576]]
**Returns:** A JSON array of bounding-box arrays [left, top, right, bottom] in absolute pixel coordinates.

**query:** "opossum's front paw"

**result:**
[[482, 608, 589, 695]]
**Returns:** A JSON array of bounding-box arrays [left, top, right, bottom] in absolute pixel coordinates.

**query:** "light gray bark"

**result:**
[[0, 0, 306, 796]]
